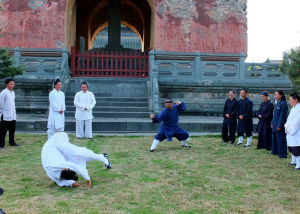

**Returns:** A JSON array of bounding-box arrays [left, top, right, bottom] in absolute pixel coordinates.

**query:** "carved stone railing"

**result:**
[[148, 51, 293, 114], [148, 50, 160, 114], [148, 50, 292, 86], [245, 62, 290, 82], [12, 47, 70, 83]]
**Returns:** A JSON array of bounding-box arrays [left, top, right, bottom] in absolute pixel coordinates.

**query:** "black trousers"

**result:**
[[257, 134, 272, 150], [0, 116, 16, 147], [222, 118, 236, 143]]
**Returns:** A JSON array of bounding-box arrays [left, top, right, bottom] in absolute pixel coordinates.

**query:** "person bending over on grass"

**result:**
[[150, 98, 190, 152], [41, 132, 111, 188]]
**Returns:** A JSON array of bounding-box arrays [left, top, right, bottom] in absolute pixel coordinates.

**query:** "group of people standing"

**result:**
[[1, 78, 299, 189], [222, 89, 300, 170], [47, 79, 96, 139]]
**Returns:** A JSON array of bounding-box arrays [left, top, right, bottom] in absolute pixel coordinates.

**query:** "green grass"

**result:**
[[0, 134, 299, 213]]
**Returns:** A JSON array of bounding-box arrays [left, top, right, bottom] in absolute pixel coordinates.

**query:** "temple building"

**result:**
[[0, 0, 292, 132]]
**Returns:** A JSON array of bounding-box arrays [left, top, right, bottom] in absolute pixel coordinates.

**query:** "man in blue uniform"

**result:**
[[222, 90, 238, 144], [236, 89, 253, 147], [150, 98, 190, 152], [271, 90, 288, 158], [257, 92, 274, 150]]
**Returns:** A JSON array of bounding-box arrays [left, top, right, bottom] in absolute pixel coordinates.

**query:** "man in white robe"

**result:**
[[0, 78, 20, 149], [47, 79, 65, 139], [41, 132, 112, 187], [285, 93, 300, 170], [74, 82, 96, 139]]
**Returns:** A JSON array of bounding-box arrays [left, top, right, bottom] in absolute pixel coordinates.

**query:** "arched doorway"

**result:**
[[92, 24, 143, 50], [66, 0, 155, 52], [68, 0, 154, 78]]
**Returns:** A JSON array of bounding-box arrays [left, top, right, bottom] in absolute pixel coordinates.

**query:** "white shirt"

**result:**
[[74, 91, 96, 120], [47, 89, 65, 130], [0, 88, 16, 121], [285, 103, 300, 147], [41, 132, 90, 187]]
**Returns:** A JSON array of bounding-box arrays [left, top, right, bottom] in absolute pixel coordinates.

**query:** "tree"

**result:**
[[0, 48, 25, 78], [0, 3, 25, 79], [280, 47, 300, 93]]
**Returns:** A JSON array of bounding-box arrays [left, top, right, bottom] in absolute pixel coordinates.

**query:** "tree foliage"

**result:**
[[280, 47, 300, 93], [0, 3, 24, 78], [0, 48, 24, 79]]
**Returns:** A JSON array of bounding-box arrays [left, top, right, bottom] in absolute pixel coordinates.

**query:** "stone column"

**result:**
[[107, 0, 122, 49], [239, 53, 246, 80]]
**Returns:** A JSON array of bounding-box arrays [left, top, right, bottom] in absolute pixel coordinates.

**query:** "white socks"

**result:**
[[237, 136, 243, 144], [182, 138, 190, 147], [296, 156, 300, 169], [237, 136, 251, 146], [291, 155, 296, 164], [98, 154, 109, 166], [246, 136, 252, 146], [150, 139, 160, 151]]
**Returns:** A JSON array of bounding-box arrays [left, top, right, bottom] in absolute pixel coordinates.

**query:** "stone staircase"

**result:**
[[64, 95, 150, 118], [13, 77, 240, 134]]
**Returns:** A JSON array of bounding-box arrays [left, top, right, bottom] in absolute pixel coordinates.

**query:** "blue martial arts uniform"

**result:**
[[271, 100, 288, 158], [257, 100, 274, 150], [237, 97, 253, 137], [153, 102, 189, 142]]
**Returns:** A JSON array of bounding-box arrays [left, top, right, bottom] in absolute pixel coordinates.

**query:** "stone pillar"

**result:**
[[107, 0, 122, 49], [14, 47, 21, 67], [80, 36, 85, 53], [195, 51, 201, 82], [239, 53, 246, 80]]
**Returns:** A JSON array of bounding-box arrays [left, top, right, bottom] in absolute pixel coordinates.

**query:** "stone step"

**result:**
[[66, 106, 149, 112], [64, 111, 150, 118], [16, 115, 259, 133], [65, 96, 149, 102], [67, 77, 149, 97]]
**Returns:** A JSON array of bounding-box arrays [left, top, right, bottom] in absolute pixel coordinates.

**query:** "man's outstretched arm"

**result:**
[[151, 109, 167, 123]]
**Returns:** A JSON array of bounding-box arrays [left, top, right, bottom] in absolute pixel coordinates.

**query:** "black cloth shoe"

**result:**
[[295, 168, 300, 170], [103, 153, 112, 169], [182, 145, 191, 148], [256, 147, 263, 149], [0, 208, 5, 214], [0, 187, 3, 196], [150, 149, 155, 152], [287, 163, 296, 167], [0, 147, 4, 150], [10, 143, 20, 147]]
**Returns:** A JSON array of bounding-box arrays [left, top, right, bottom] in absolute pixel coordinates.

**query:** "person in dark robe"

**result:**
[[150, 98, 190, 152], [236, 88, 253, 147], [221, 90, 238, 144], [256, 91, 274, 150], [271, 90, 288, 158]]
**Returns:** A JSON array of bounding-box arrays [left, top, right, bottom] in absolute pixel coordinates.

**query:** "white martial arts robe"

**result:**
[[0, 88, 16, 121], [285, 103, 300, 168], [74, 91, 96, 138], [47, 89, 65, 138], [41, 132, 109, 187]]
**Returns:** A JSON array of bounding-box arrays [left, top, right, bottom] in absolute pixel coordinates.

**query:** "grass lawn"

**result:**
[[0, 134, 299, 213]]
